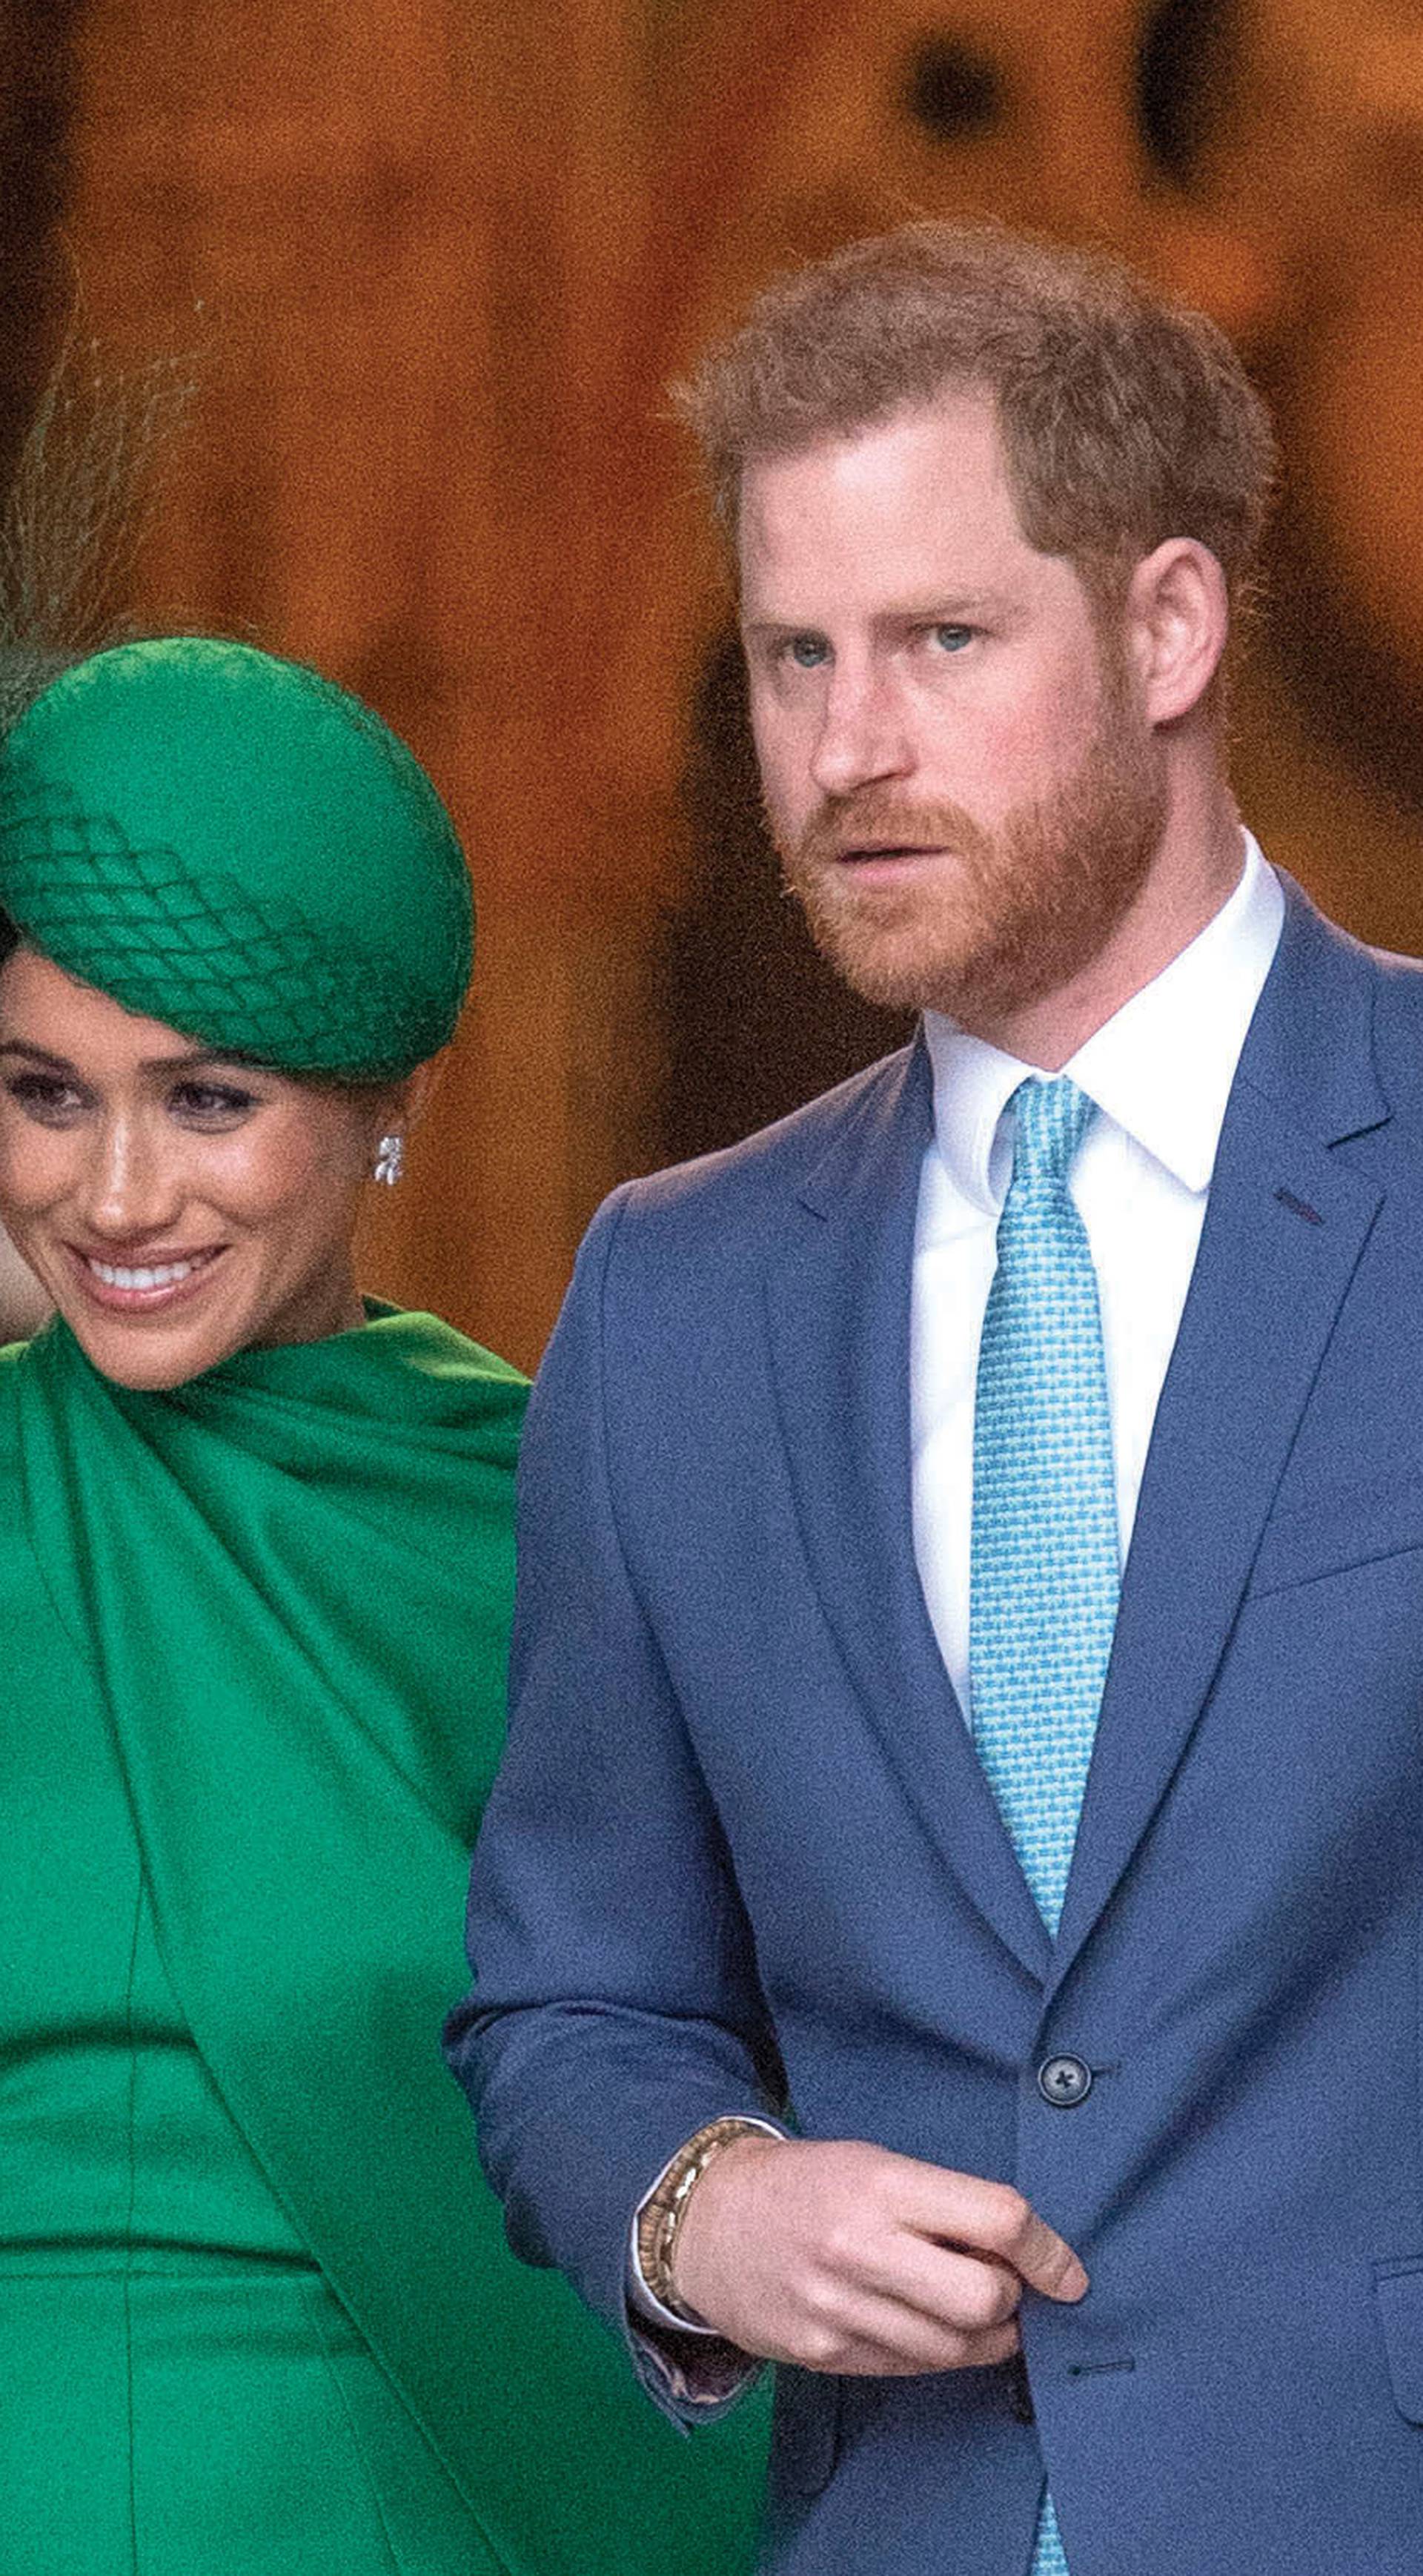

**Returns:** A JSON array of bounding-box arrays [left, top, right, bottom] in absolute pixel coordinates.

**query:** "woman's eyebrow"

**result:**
[[0, 1040, 256, 1073], [0, 1039, 75, 1068]]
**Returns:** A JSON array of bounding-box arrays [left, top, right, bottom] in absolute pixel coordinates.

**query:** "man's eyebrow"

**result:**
[[741, 594, 1008, 634], [873, 594, 1011, 623]]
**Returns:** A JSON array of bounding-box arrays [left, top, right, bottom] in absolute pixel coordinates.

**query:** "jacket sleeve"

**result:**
[[444, 1187, 785, 2413]]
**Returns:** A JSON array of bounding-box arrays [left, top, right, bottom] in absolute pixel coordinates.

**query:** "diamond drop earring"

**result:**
[[373, 1132, 405, 1187]]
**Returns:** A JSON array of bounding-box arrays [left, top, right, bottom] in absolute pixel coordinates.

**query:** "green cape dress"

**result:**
[[0, 1305, 766, 2574]]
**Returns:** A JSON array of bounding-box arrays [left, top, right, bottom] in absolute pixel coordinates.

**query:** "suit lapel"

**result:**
[[1049, 890, 1388, 1988], [764, 1038, 1052, 1984]]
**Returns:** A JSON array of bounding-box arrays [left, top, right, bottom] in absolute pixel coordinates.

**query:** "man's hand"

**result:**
[[671, 2135, 1088, 2374]]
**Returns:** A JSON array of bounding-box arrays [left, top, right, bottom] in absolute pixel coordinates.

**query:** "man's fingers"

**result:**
[[874, 2234, 1025, 2334], [838, 2314, 1022, 2378], [900, 2166, 1089, 2302], [782, 2288, 1022, 2377], [1007, 2205, 1089, 2303]]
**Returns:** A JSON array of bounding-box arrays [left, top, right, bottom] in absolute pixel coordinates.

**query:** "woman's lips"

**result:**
[[67, 1243, 226, 1314]]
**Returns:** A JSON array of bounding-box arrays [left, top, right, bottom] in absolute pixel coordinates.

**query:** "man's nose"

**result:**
[[808, 663, 914, 802], [82, 1117, 182, 1239]]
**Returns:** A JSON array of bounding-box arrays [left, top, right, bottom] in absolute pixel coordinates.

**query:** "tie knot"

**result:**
[[1008, 1075, 1094, 1188]]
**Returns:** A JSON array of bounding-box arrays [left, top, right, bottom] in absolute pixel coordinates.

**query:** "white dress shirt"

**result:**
[[912, 831, 1283, 1719]]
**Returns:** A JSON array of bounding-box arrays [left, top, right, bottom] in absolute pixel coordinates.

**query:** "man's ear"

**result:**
[[1127, 538, 1230, 726]]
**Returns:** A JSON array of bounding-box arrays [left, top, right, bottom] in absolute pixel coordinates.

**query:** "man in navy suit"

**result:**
[[446, 225, 1423, 2572]]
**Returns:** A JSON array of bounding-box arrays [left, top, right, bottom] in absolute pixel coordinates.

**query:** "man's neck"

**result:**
[[963, 789, 1246, 1073]]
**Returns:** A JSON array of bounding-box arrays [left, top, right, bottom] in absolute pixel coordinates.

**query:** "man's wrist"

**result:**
[[637, 2116, 783, 2323]]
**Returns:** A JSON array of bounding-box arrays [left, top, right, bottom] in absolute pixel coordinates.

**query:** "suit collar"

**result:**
[[1049, 881, 1389, 1984], [1068, 833, 1283, 1193], [796, 1036, 934, 1218], [1230, 869, 1388, 1145], [774, 1036, 1053, 1984]]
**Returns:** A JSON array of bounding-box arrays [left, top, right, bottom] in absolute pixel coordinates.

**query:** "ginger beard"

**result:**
[[771, 649, 1170, 1030]]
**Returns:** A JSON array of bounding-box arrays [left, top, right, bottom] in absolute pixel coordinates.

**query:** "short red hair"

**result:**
[[674, 222, 1276, 612]]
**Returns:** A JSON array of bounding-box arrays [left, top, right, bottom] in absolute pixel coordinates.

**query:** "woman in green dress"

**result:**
[[0, 637, 766, 2575]]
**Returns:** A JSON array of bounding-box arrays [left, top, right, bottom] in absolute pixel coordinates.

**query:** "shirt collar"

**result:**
[[923, 830, 1284, 1213]]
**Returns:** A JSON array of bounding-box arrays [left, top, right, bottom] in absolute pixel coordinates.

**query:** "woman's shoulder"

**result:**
[[354, 1302, 530, 1415], [0, 1336, 29, 1374], [0, 1335, 33, 1455], [385, 1305, 528, 1387], [0, 1333, 63, 1494]]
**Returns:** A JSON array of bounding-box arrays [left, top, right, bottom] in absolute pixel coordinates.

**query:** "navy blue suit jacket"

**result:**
[[449, 884, 1423, 2573]]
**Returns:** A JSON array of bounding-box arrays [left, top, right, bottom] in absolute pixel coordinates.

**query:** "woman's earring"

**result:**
[[373, 1132, 405, 1188]]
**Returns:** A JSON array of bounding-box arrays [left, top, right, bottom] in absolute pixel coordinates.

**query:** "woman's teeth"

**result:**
[[87, 1256, 205, 1290]]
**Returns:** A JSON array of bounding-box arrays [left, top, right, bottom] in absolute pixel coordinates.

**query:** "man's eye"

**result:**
[[783, 635, 830, 669], [931, 623, 974, 652], [169, 1082, 259, 1122]]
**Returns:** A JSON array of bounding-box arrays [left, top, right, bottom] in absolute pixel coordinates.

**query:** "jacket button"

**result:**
[[1038, 2053, 1092, 2107]]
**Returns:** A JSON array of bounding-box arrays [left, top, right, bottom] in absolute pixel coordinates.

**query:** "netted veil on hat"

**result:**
[[0, 637, 474, 1078]]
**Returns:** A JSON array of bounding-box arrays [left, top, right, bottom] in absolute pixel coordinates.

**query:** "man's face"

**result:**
[[738, 392, 1167, 1032]]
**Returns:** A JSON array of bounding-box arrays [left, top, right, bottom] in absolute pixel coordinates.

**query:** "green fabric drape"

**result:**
[[10, 1308, 766, 2572]]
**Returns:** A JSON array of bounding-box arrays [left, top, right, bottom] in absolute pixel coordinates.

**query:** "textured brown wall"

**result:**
[[15, 0, 1423, 1362], [62, 0, 663, 1370], [0, 2, 82, 477]]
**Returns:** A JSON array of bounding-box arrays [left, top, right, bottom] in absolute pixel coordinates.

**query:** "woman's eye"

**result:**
[[168, 1082, 259, 1123], [3, 1071, 84, 1122]]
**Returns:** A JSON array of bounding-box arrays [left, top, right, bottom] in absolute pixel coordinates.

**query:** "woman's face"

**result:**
[[0, 947, 408, 1389]]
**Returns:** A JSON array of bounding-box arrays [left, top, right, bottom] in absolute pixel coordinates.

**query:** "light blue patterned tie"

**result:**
[[969, 1076, 1121, 2576]]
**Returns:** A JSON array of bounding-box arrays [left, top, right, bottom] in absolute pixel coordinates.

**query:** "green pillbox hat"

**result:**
[[0, 637, 474, 1077]]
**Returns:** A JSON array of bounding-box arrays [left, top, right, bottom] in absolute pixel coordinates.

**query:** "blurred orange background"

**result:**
[[7, 0, 1423, 1370]]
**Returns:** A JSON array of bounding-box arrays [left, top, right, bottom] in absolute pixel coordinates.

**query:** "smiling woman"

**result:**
[[0, 638, 766, 2575], [0, 953, 416, 1381]]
